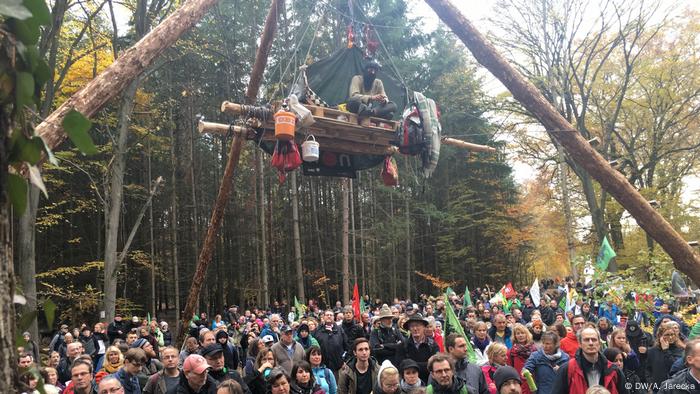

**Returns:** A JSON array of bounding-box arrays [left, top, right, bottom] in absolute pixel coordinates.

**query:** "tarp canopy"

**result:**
[[302, 46, 410, 112]]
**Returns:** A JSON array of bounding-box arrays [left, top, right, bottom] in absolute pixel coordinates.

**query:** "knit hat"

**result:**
[[215, 330, 229, 340], [493, 366, 521, 391], [131, 338, 148, 349], [399, 359, 419, 375]]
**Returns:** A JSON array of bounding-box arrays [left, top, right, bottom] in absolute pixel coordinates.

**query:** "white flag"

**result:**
[[530, 278, 541, 306]]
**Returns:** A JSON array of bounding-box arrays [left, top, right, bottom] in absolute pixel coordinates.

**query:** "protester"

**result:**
[[397, 314, 439, 382], [290, 361, 324, 394], [472, 322, 491, 367], [306, 346, 336, 394], [68, 357, 98, 394], [603, 348, 643, 394], [113, 348, 146, 394], [443, 333, 487, 394], [551, 326, 627, 394], [482, 343, 508, 394], [175, 354, 218, 394], [492, 366, 521, 394], [272, 325, 306, 375], [523, 331, 569, 394], [372, 362, 400, 394], [245, 349, 277, 394], [296, 324, 320, 351], [369, 305, 404, 366], [314, 310, 349, 373], [338, 338, 379, 394], [425, 353, 469, 394], [507, 324, 535, 394], [143, 346, 180, 394], [647, 322, 684, 390]]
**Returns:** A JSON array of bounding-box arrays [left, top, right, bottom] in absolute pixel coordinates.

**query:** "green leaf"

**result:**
[[43, 298, 56, 329], [0, 0, 32, 20], [7, 173, 27, 215], [63, 109, 97, 155], [22, 0, 50, 25], [10, 18, 40, 45], [34, 59, 51, 88], [15, 71, 34, 109], [10, 132, 42, 165]]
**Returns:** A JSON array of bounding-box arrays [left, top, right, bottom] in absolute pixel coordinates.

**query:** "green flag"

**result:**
[[596, 236, 616, 270], [443, 293, 476, 363], [294, 297, 306, 321], [360, 297, 367, 314], [446, 287, 456, 297], [463, 286, 472, 308]]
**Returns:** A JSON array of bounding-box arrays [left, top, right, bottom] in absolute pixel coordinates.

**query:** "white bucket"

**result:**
[[301, 135, 320, 162]]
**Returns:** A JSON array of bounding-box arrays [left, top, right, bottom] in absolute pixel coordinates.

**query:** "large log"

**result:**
[[177, 0, 281, 347], [34, 0, 222, 150], [424, 0, 700, 284]]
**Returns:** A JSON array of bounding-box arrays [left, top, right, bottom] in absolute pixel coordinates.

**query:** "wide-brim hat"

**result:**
[[377, 305, 393, 319], [402, 313, 428, 330]]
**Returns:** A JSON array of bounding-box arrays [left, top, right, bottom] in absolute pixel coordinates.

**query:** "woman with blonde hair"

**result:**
[[471, 321, 491, 366], [481, 342, 507, 394], [507, 324, 536, 394], [100, 345, 123, 373]]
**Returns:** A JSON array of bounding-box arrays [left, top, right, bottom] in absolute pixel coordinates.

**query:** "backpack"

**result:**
[[398, 104, 425, 155]]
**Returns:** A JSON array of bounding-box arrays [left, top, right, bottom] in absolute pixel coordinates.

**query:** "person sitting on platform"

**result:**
[[347, 60, 397, 120]]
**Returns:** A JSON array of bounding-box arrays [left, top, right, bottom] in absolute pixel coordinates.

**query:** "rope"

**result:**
[[267, 0, 323, 104]]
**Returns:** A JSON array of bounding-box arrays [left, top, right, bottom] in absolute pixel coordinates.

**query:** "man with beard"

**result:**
[[443, 334, 488, 394], [347, 60, 397, 120], [369, 305, 404, 366], [314, 310, 348, 373], [425, 353, 468, 394]]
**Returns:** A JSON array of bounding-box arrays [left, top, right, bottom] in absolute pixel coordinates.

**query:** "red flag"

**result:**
[[352, 283, 361, 321], [503, 282, 516, 299]]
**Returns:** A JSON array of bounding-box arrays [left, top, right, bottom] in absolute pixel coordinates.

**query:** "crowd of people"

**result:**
[[15, 281, 700, 394]]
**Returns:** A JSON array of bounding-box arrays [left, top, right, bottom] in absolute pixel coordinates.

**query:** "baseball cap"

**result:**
[[280, 325, 293, 333], [200, 344, 224, 358], [262, 335, 275, 344], [183, 354, 210, 374]]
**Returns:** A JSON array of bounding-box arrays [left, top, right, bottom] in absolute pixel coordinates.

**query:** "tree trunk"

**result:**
[[104, 78, 139, 322], [17, 185, 40, 341], [350, 179, 357, 283], [557, 146, 577, 280], [291, 172, 305, 302], [257, 150, 269, 307], [405, 191, 411, 299], [170, 125, 180, 336], [148, 139, 156, 316], [425, 0, 700, 286], [341, 178, 350, 305]]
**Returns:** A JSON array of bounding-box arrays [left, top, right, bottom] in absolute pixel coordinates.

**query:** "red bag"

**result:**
[[271, 141, 302, 183], [381, 156, 398, 186]]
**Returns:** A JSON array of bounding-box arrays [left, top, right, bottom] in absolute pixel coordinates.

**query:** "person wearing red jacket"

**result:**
[[560, 316, 586, 358]]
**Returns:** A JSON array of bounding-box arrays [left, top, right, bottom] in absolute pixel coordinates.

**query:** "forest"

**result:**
[[2, 0, 700, 363]]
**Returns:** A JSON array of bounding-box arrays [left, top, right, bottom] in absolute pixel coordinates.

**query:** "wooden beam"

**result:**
[[34, 0, 222, 152], [424, 0, 700, 284], [178, 0, 281, 347], [441, 137, 496, 153]]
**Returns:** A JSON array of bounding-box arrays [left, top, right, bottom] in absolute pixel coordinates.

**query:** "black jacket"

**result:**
[[172, 373, 218, 394], [314, 325, 349, 372], [426, 376, 468, 394], [647, 345, 684, 388], [209, 368, 250, 394], [658, 368, 700, 394], [396, 336, 439, 383], [244, 369, 268, 394], [108, 320, 128, 343], [369, 325, 404, 365], [341, 320, 366, 349]]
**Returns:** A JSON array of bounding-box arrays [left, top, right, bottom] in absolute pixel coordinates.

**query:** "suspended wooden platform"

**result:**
[[198, 101, 497, 156]]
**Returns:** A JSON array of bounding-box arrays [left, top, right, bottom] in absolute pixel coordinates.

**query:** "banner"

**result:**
[[352, 283, 361, 321], [463, 285, 472, 308], [443, 293, 477, 363], [294, 297, 307, 321], [596, 237, 617, 270], [503, 282, 516, 299]]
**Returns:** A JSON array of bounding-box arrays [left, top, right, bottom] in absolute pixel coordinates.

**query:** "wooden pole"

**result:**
[[441, 137, 496, 153], [177, 0, 281, 346], [34, 0, 222, 150], [424, 0, 700, 284]]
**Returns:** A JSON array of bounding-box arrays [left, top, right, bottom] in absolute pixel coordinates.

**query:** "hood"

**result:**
[[626, 320, 642, 338], [345, 356, 379, 373]]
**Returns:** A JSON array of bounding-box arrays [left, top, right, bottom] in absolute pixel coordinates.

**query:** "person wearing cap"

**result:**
[[396, 313, 439, 383], [425, 353, 468, 394], [160, 322, 172, 347], [370, 305, 404, 366], [262, 335, 276, 347], [130, 337, 162, 386], [272, 325, 307, 375], [551, 326, 627, 394], [338, 338, 379, 394], [399, 359, 423, 392], [442, 333, 487, 394], [23, 331, 40, 363], [51, 324, 70, 354], [143, 346, 180, 394], [347, 60, 397, 120], [493, 366, 521, 394], [174, 354, 218, 394], [341, 306, 367, 348], [112, 348, 147, 394], [314, 310, 349, 373], [295, 324, 319, 350], [199, 344, 249, 392]]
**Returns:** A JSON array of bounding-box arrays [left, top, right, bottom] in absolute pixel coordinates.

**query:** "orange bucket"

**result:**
[[274, 110, 296, 140]]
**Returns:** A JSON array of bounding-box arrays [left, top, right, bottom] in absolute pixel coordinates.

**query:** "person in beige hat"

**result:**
[[370, 305, 404, 366]]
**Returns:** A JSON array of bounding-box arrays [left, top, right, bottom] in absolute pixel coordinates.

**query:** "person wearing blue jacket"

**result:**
[[307, 345, 337, 394], [598, 301, 619, 325], [522, 331, 569, 394]]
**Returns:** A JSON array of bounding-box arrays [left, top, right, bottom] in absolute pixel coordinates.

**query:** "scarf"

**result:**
[[532, 331, 543, 342], [473, 336, 490, 353], [511, 343, 535, 360], [400, 380, 423, 392], [103, 360, 122, 374], [544, 350, 562, 361]]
